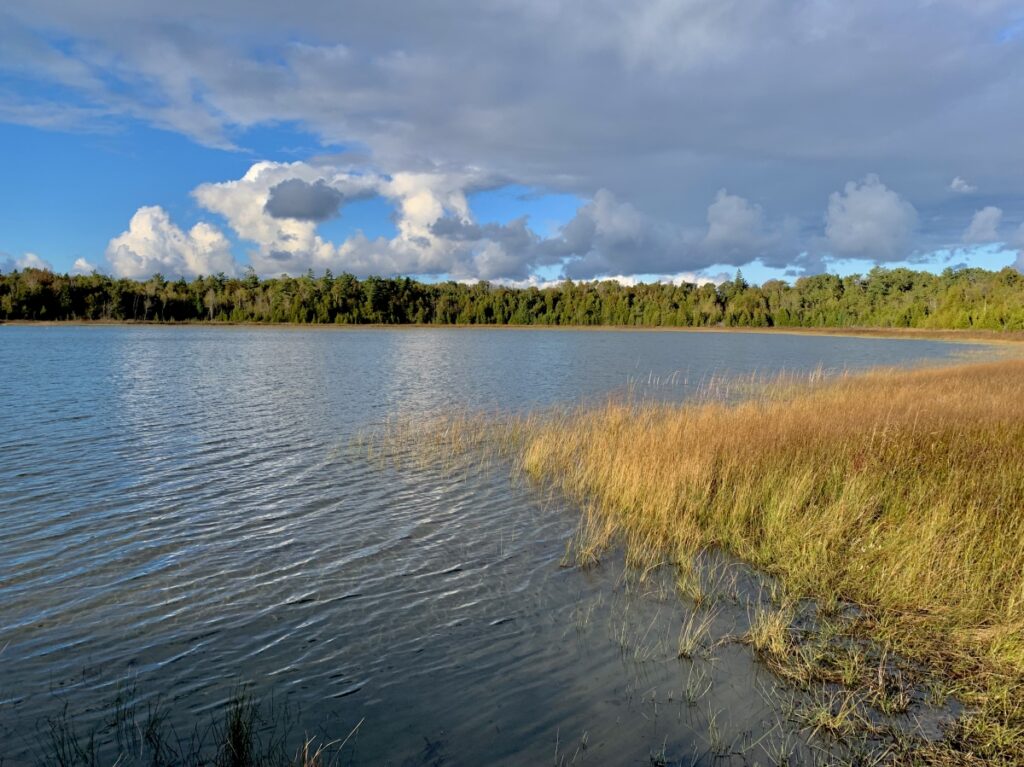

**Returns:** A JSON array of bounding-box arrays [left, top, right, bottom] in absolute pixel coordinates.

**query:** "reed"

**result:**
[[33, 689, 350, 767], [676, 606, 718, 659], [521, 360, 1024, 761], [517, 360, 1024, 676], [368, 357, 1024, 761]]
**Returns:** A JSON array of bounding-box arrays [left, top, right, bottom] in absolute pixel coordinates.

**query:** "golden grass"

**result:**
[[517, 360, 1024, 677], [366, 360, 1024, 679], [746, 603, 795, 664], [676, 606, 718, 659], [362, 358, 1024, 761], [512, 358, 1024, 762]]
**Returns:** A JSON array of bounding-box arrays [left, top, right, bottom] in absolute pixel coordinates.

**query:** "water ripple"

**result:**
[[0, 326, 984, 764]]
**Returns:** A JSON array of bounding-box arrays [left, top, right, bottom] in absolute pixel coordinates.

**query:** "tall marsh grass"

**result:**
[[364, 357, 1024, 761], [526, 359, 1024, 762], [516, 360, 1024, 677]]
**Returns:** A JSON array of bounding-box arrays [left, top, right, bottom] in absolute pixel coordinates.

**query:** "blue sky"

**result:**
[[0, 118, 601, 281], [1, 122, 250, 264], [2, 1, 1022, 284]]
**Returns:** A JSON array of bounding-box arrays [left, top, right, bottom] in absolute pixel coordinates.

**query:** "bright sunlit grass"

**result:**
[[517, 360, 1024, 675], [364, 357, 1024, 762]]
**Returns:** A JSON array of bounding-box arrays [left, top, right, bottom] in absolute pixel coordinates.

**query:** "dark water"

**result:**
[[0, 326, 983, 764]]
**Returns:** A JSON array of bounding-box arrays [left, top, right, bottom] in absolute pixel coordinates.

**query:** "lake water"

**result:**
[[0, 326, 983, 764]]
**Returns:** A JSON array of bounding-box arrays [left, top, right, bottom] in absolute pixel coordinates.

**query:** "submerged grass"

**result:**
[[30, 689, 356, 767], [364, 357, 1024, 762]]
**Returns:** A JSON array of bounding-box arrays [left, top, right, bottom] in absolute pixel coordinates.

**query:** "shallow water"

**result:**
[[0, 326, 983, 764]]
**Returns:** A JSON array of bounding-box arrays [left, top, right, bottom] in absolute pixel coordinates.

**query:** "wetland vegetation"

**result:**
[[4, 325, 1020, 765], [364, 357, 1024, 764], [22, 689, 359, 767]]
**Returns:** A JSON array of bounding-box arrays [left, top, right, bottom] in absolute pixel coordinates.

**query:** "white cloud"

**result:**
[[488, 275, 568, 290], [113, 159, 1024, 283], [824, 174, 918, 260], [962, 206, 1002, 244], [191, 160, 514, 278], [0, 252, 53, 272], [186, 161, 754, 282], [17, 252, 52, 270], [949, 176, 977, 194], [193, 161, 382, 256], [106, 206, 236, 279], [597, 272, 722, 287], [6, 0, 1024, 261], [70, 257, 98, 275], [108, 163, 816, 282]]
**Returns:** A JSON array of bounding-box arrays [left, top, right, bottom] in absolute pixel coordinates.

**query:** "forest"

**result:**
[[3, 264, 1024, 330]]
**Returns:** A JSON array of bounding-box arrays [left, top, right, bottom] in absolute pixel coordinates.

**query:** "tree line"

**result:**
[[3, 265, 1024, 330]]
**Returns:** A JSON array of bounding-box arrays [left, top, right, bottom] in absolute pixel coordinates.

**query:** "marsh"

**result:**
[[0, 326, 995, 764]]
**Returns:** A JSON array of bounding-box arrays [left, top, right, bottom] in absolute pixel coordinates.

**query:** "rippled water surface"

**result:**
[[0, 326, 983, 764]]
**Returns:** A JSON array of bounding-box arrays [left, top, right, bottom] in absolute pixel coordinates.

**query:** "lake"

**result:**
[[0, 326, 984, 764]]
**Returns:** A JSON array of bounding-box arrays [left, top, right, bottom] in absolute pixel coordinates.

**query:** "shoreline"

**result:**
[[4, 319, 1024, 345], [376, 357, 1024, 763], [8, 338, 1023, 763]]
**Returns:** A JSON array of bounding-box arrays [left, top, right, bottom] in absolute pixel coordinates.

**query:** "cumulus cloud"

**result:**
[[192, 161, 510, 278], [108, 162, 816, 282], [193, 160, 709, 283], [538, 189, 706, 279], [963, 206, 1003, 244], [429, 217, 541, 280], [19, 252, 52, 270], [70, 257, 98, 274], [541, 187, 805, 278], [187, 159, 538, 279], [5, 0, 1024, 265], [949, 176, 977, 194], [699, 189, 801, 268], [592, 272, 722, 288], [0, 252, 53, 272], [106, 206, 236, 279], [824, 175, 918, 260], [703, 191, 765, 252], [106, 159, 1020, 284]]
